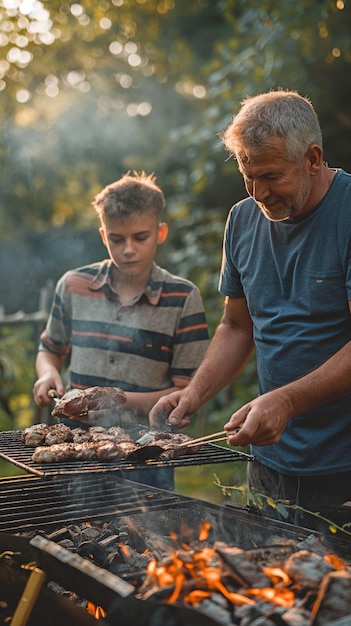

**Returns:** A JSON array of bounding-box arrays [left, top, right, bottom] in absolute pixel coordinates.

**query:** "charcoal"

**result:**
[[196, 597, 232, 625], [58, 539, 76, 550], [127, 528, 149, 553], [215, 542, 272, 588], [281, 606, 312, 625], [79, 526, 101, 542], [284, 551, 335, 589], [47, 527, 71, 542], [100, 533, 120, 548], [247, 543, 297, 568], [77, 540, 108, 565], [311, 570, 351, 625], [295, 535, 329, 557]]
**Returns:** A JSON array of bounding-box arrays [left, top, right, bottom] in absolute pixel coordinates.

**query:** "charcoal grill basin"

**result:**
[[0, 472, 349, 560], [1, 473, 351, 626]]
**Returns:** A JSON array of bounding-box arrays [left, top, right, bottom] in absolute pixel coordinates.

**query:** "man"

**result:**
[[149, 90, 351, 527], [33, 171, 209, 489]]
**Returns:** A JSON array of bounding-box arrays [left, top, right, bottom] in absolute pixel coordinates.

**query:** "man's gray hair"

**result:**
[[221, 90, 323, 163]]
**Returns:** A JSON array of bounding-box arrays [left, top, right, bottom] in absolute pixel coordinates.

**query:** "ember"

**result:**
[[1, 474, 351, 625], [87, 602, 106, 619], [20, 516, 351, 626], [135, 530, 351, 624]]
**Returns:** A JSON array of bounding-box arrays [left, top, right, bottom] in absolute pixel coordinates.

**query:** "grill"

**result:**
[[0, 473, 197, 533], [0, 428, 254, 476], [1, 473, 351, 625], [1, 472, 351, 625], [0, 472, 349, 556], [1, 425, 351, 626]]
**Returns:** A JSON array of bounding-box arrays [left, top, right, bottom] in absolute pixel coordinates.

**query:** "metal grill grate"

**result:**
[[0, 473, 195, 533], [0, 430, 254, 477]]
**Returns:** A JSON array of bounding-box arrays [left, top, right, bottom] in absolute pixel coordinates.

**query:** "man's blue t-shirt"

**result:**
[[219, 169, 351, 475]]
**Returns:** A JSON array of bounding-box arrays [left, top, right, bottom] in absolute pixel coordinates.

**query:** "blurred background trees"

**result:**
[[0, 0, 351, 435]]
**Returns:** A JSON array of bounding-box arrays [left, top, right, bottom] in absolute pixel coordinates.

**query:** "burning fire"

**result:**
[[198, 520, 211, 541], [145, 545, 296, 609], [119, 542, 131, 557], [141, 521, 351, 617], [87, 602, 106, 620]]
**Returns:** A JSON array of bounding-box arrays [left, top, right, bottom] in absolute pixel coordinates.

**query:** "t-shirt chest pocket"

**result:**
[[306, 271, 348, 314]]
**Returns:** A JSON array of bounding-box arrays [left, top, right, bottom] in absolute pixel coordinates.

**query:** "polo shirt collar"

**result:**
[[89, 260, 162, 306]]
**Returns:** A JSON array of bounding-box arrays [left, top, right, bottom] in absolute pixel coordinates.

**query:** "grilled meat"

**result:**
[[51, 386, 127, 419], [31, 440, 126, 463], [71, 428, 92, 443], [21, 424, 50, 447], [45, 423, 73, 446], [23, 423, 202, 463], [95, 441, 125, 460], [32, 443, 77, 463], [23, 423, 135, 447]]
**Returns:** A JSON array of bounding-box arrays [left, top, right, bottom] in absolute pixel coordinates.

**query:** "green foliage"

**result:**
[[0, 324, 39, 429], [213, 476, 351, 537]]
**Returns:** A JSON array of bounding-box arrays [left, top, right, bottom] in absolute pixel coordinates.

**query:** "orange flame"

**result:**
[[324, 553, 347, 570], [198, 520, 211, 541], [184, 589, 211, 605], [262, 566, 291, 585], [144, 543, 298, 610], [246, 587, 295, 608], [119, 542, 131, 557], [87, 602, 107, 619]]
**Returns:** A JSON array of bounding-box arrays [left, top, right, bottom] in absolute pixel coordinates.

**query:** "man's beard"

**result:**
[[257, 174, 311, 222]]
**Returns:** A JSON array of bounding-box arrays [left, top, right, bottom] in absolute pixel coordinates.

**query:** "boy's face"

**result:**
[[99, 212, 168, 279]]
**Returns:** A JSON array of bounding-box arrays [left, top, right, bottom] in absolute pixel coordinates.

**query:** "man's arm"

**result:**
[[149, 296, 255, 428], [225, 301, 351, 447], [33, 351, 66, 407], [226, 340, 351, 447]]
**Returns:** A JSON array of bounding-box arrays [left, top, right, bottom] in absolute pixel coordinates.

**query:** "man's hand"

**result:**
[[224, 390, 293, 447], [149, 387, 202, 429]]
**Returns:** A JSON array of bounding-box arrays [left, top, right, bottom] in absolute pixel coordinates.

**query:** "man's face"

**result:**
[[99, 212, 167, 278], [238, 137, 314, 222]]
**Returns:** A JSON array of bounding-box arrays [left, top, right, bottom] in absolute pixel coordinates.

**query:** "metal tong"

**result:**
[[176, 429, 230, 449], [173, 427, 242, 450]]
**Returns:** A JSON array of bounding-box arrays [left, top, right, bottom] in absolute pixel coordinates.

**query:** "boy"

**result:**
[[33, 171, 209, 489]]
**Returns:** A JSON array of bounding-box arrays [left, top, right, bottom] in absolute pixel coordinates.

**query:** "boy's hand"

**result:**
[[33, 371, 65, 408]]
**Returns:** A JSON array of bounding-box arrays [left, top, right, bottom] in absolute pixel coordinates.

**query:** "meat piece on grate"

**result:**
[[31, 439, 127, 462], [51, 386, 127, 420], [95, 441, 125, 460], [45, 423, 73, 446], [21, 424, 50, 447], [32, 443, 77, 463], [106, 426, 135, 442], [71, 428, 92, 443]]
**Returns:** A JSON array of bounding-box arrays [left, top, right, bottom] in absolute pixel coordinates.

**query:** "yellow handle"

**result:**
[[11, 567, 46, 626]]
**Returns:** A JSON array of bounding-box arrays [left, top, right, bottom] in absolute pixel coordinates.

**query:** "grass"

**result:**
[[0, 458, 26, 477]]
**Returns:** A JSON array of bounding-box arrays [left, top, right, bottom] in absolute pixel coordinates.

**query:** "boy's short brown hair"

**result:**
[[92, 171, 165, 221]]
